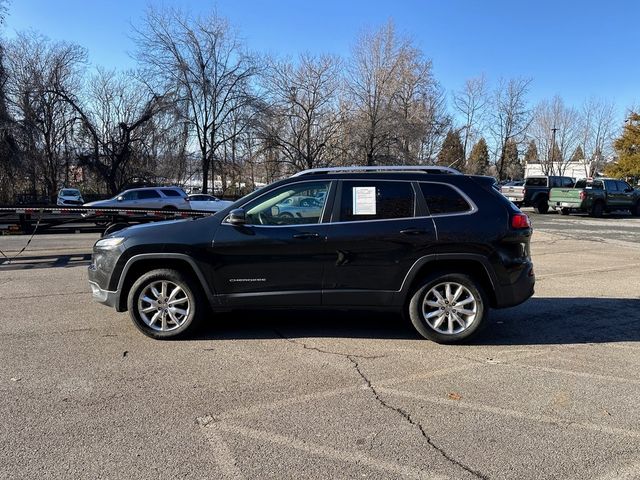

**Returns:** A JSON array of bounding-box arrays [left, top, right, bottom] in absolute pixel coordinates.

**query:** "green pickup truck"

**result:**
[[549, 178, 640, 217]]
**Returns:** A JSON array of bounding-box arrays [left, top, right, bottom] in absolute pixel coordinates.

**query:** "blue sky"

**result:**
[[7, 0, 639, 119]]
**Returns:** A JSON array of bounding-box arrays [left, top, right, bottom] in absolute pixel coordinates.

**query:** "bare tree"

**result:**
[[133, 7, 256, 193], [347, 21, 428, 165], [53, 68, 168, 194], [529, 96, 580, 176], [417, 85, 451, 163], [260, 53, 343, 172], [580, 98, 615, 176], [5, 32, 87, 200], [491, 77, 533, 179], [453, 74, 489, 160]]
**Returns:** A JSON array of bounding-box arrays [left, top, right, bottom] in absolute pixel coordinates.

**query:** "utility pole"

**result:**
[[550, 126, 558, 175]]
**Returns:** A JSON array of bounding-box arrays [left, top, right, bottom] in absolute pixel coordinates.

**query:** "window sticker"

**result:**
[[352, 186, 376, 215]]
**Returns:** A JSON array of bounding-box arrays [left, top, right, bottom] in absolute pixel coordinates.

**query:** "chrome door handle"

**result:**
[[293, 232, 320, 239]]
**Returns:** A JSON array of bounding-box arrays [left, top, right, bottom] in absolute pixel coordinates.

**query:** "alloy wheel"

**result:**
[[137, 280, 190, 332], [422, 282, 478, 334]]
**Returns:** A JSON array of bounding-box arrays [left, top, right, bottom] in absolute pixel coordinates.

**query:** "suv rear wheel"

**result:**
[[408, 273, 487, 343], [127, 268, 203, 339]]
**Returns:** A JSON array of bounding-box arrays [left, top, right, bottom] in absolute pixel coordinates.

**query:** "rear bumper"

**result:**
[[494, 263, 535, 308], [551, 200, 583, 209]]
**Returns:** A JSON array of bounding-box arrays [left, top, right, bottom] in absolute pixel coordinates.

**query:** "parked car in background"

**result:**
[[274, 195, 324, 221], [515, 176, 575, 213], [84, 187, 191, 210], [187, 194, 234, 211], [57, 188, 84, 206], [500, 181, 524, 205], [550, 178, 640, 217]]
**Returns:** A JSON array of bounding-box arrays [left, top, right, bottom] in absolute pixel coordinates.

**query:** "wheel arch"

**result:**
[[115, 254, 213, 312], [400, 254, 498, 308]]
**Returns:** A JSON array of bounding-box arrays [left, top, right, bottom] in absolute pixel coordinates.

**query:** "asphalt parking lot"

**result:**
[[1, 212, 639, 480]]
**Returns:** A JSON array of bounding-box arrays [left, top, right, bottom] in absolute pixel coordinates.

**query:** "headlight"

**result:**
[[95, 237, 125, 249]]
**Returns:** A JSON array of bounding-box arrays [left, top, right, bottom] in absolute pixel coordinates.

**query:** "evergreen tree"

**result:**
[[605, 112, 640, 178], [548, 140, 563, 164], [503, 139, 523, 179], [437, 129, 464, 168], [524, 140, 538, 164], [466, 138, 490, 175], [570, 145, 585, 163]]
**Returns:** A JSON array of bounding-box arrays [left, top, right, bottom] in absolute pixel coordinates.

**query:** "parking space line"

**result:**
[[508, 362, 640, 385], [198, 421, 246, 479], [378, 388, 640, 440], [536, 263, 640, 279], [593, 461, 640, 480], [207, 422, 446, 480], [219, 349, 548, 421]]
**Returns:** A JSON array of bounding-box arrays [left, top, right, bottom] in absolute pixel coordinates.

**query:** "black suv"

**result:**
[[88, 166, 535, 343]]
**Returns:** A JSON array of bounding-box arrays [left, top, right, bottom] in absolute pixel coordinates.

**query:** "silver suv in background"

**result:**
[[84, 187, 191, 210]]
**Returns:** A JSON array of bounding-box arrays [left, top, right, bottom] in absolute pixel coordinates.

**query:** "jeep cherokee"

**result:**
[[88, 166, 535, 343]]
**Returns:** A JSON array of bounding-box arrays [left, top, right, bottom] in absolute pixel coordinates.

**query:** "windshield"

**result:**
[[61, 189, 80, 196]]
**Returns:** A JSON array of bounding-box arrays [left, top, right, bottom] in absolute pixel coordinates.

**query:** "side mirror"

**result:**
[[117, 196, 124, 201], [228, 208, 246, 225]]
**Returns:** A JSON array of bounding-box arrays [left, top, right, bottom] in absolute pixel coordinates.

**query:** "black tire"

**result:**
[[102, 222, 129, 237], [590, 201, 604, 218], [127, 268, 204, 339], [408, 272, 487, 344], [560, 208, 570, 216], [534, 198, 549, 214], [632, 202, 640, 217]]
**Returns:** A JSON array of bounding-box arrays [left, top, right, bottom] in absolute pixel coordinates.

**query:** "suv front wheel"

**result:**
[[408, 273, 487, 343], [127, 268, 203, 339]]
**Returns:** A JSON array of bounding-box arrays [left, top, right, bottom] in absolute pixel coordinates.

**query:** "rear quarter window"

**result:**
[[420, 183, 472, 215]]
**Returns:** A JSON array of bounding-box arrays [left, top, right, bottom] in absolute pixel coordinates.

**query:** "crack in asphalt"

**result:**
[[347, 356, 488, 480], [276, 329, 487, 479], [273, 329, 385, 359]]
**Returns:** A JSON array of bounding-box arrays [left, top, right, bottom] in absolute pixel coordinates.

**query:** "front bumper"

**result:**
[[88, 280, 119, 308]]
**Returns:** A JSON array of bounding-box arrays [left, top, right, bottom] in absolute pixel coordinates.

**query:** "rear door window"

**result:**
[[338, 181, 414, 222], [160, 189, 182, 197], [420, 183, 472, 215], [137, 190, 162, 199]]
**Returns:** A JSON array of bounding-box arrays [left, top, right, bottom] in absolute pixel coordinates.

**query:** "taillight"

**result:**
[[511, 213, 531, 229], [579, 191, 586, 200]]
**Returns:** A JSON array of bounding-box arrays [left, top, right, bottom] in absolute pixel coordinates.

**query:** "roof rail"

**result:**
[[291, 165, 461, 177]]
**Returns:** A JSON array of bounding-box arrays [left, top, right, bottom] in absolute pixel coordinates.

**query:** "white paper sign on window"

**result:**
[[352, 186, 376, 215]]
